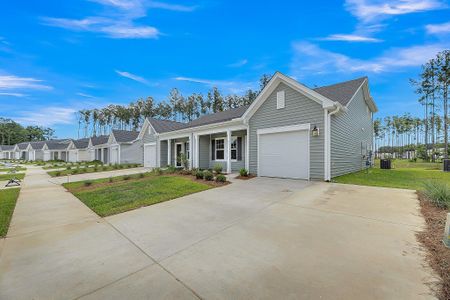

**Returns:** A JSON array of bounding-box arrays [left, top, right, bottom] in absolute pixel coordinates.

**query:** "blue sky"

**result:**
[[0, 0, 449, 138]]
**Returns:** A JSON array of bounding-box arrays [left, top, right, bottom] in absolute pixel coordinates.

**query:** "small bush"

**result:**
[[72, 169, 79, 174], [215, 174, 226, 182], [84, 180, 92, 187], [66, 166, 72, 170], [118, 165, 124, 169], [213, 164, 223, 174], [138, 173, 145, 178], [239, 168, 248, 177], [152, 167, 163, 175], [123, 175, 131, 180], [93, 166, 98, 171], [55, 171, 61, 176], [113, 164, 119, 169], [423, 180, 450, 209], [167, 165, 177, 174], [195, 170, 204, 179], [108, 177, 113, 183], [203, 170, 213, 181], [102, 166, 107, 171]]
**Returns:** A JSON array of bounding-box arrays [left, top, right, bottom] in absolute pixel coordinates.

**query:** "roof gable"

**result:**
[[112, 130, 140, 143]]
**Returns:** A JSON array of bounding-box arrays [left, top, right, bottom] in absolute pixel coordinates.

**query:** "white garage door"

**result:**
[[258, 126, 309, 179], [144, 144, 156, 168], [68, 150, 77, 162]]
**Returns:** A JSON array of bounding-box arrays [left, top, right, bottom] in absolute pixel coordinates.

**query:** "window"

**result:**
[[215, 139, 224, 160], [230, 137, 237, 160], [277, 90, 285, 109]]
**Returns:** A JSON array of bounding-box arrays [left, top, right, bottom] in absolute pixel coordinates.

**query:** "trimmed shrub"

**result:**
[[203, 170, 213, 181], [84, 180, 92, 187], [239, 168, 248, 177], [213, 164, 223, 174], [423, 180, 450, 209], [102, 166, 108, 171], [72, 169, 79, 174], [215, 174, 226, 183], [108, 177, 113, 183], [139, 173, 145, 178], [55, 171, 61, 176], [195, 170, 204, 179], [66, 166, 72, 170], [152, 168, 163, 175], [123, 175, 131, 180], [167, 165, 177, 174]]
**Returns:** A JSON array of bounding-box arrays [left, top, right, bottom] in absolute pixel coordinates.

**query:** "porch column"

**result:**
[[189, 133, 193, 170], [245, 128, 249, 171], [226, 129, 232, 174], [195, 134, 199, 168], [167, 139, 172, 167]]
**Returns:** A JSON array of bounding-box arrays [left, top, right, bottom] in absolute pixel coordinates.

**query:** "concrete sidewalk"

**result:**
[[0, 165, 189, 300]]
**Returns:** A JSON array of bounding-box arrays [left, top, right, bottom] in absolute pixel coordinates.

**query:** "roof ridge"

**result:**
[[314, 76, 367, 90]]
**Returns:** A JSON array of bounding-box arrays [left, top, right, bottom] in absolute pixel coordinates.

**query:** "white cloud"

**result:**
[[174, 76, 256, 94], [0, 92, 27, 97], [76, 92, 96, 98], [42, 17, 159, 39], [291, 41, 447, 76], [426, 21, 450, 34], [0, 75, 52, 90], [115, 70, 149, 84], [15, 107, 76, 127], [148, 1, 197, 12], [319, 34, 382, 42], [345, 0, 446, 22], [228, 59, 248, 67]]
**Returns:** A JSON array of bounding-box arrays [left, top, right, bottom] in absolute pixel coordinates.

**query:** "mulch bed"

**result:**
[[416, 191, 450, 300], [235, 174, 256, 180]]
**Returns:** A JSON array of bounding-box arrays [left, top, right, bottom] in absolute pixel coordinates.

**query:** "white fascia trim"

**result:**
[[242, 72, 337, 122], [345, 79, 378, 113], [257, 123, 310, 135], [143, 142, 157, 146], [159, 120, 245, 140], [137, 118, 158, 140]]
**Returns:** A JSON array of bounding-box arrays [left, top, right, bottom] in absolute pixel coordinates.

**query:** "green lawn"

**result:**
[[48, 164, 140, 177], [0, 188, 20, 237], [333, 159, 449, 190], [0, 173, 25, 181], [0, 167, 26, 172], [64, 175, 212, 216]]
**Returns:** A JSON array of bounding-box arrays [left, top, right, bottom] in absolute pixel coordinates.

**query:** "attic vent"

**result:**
[[277, 90, 285, 109]]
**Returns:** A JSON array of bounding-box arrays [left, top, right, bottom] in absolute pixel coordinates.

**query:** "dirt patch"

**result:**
[[235, 174, 256, 180], [416, 191, 450, 300]]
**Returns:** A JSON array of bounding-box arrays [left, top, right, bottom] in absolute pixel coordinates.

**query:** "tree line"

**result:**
[[77, 74, 272, 138], [0, 117, 55, 145], [374, 50, 450, 161]]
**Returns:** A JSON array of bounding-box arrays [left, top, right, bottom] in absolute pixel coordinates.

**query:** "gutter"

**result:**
[[324, 103, 341, 181]]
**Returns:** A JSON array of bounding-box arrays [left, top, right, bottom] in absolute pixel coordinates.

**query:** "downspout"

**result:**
[[325, 104, 341, 181]]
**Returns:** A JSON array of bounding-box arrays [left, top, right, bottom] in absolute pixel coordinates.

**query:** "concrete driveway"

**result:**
[[0, 168, 434, 299]]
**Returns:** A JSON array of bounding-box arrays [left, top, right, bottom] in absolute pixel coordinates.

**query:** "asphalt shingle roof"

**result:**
[[185, 105, 249, 129], [17, 142, 29, 150], [147, 118, 187, 133], [112, 130, 140, 143], [46, 141, 70, 150], [313, 77, 366, 106], [0, 145, 15, 151], [90, 135, 109, 146], [72, 138, 90, 149]]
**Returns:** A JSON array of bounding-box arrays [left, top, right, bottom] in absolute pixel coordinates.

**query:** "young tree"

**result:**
[[436, 50, 450, 158]]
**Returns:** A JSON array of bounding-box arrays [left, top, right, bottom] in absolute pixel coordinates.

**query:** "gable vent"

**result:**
[[277, 90, 285, 109]]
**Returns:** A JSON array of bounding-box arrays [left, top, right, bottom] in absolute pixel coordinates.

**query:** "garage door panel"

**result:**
[[144, 144, 156, 168], [258, 130, 309, 179]]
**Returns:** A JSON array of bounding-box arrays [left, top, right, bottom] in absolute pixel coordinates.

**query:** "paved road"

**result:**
[[0, 166, 435, 299]]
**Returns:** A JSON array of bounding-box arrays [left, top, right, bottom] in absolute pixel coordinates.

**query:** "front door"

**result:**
[[176, 143, 183, 167]]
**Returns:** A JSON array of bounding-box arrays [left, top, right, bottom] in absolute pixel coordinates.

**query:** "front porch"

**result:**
[[159, 128, 248, 174]]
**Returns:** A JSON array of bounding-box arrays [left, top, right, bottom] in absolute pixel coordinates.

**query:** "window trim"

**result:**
[[213, 138, 225, 161], [230, 136, 237, 161]]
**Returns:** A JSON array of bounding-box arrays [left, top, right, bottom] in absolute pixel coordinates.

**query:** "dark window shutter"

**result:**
[[211, 139, 215, 160], [237, 137, 242, 161]]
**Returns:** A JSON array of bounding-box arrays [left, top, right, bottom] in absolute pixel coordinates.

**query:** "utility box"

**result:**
[[380, 159, 391, 169], [444, 159, 450, 172], [444, 213, 450, 248]]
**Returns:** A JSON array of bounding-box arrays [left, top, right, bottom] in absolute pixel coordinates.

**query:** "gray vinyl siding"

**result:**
[[160, 141, 168, 167], [199, 135, 210, 169], [330, 88, 373, 177], [248, 82, 325, 180], [120, 140, 143, 164]]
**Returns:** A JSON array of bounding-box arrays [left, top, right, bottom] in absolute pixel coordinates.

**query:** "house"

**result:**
[[0, 145, 16, 160], [67, 138, 91, 162], [16, 142, 30, 160], [44, 141, 71, 161], [29, 141, 47, 161], [138, 72, 377, 181], [89, 135, 110, 164], [108, 130, 142, 164]]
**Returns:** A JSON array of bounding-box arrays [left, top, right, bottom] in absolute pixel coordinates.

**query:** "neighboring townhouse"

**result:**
[[0, 145, 16, 159], [67, 138, 91, 162], [109, 130, 142, 164], [45, 141, 71, 161], [138, 72, 377, 181], [29, 141, 47, 161], [16, 142, 30, 160], [89, 135, 110, 164]]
